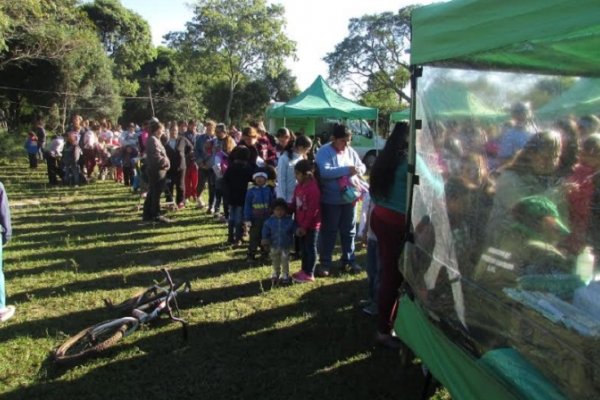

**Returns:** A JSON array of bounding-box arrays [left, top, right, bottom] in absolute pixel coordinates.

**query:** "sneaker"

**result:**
[[155, 215, 173, 224], [233, 240, 243, 248], [375, 331, 402, 349], [0, 305, 15, 322], [177, 202, 185, 210], [270, 273, 280, 285], [279, 274, 291, 285], [362, 303, 378, 316], [292, 270, 315, 283], [206, 208, 214, 215], [342, 263, 362, 274], [315, 266, 330, 277], [218, 215, 227, 223]]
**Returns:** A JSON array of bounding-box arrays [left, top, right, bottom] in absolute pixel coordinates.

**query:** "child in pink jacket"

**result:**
[[291, 160, 321, 283]]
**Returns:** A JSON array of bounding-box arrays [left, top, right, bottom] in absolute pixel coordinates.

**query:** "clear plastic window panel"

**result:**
[[404, 66, 600, 399]]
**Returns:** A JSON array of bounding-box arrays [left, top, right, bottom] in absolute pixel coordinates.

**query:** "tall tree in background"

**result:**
[[0, 0, 121, 130], [264, 68, 300, 102], [122, 47, 206, 123], [324, 7, 414, 104], [81, 0, 156, 96], [167, 0, 296, 123]]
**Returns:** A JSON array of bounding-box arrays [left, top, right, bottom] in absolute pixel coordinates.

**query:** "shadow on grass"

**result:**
[[4, 280, 428, 400], [6, 251, 263, 308]]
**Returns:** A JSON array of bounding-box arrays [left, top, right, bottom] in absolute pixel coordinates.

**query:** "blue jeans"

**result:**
[[366, 238, 381, 303], [301, 229, 319, 275], [228, 206, 243, 242], [0, 244, 5, 309], [319, 202, 357, 269]]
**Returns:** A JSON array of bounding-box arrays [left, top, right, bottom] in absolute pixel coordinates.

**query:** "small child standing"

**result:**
[[262, 198, 295, 284], [244, 170, 274, 261], [290, 160, 321, 283], [24, 132, 39, 169]]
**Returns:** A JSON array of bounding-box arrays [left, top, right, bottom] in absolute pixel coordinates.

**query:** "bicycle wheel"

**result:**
[[53, 317, 138, 365], [105, 280, 188, 312]]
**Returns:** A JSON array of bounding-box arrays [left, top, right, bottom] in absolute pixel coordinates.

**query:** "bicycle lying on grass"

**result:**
[[53, 268, 191, 365]]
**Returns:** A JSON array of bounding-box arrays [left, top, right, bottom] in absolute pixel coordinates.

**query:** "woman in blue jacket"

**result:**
[[315, 124, 366, 276]]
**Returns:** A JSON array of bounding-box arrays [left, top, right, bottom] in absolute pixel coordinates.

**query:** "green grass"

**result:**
[[0, 158, 443, 399]]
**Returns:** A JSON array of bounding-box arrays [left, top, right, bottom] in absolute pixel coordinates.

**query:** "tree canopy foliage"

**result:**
[[81, 0, 155, 95], [324, 7, 414, 107], [167, 0, 296, 123]]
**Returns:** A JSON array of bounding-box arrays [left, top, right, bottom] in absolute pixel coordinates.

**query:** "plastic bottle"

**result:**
[[576, 246, 595, 285]]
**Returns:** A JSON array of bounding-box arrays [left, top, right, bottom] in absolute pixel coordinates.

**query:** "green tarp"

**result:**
[[411, 0, 600, 77], [537, 78, 600, 118], [265, 75, 378, 120], [395, 297, 566, 400]]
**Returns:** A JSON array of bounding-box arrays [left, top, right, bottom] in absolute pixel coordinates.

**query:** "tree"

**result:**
[[122, 47, 206, 123], [81, 0, 156, 96], [0, 0, 121, 130], [263, 68, 300, 102], [167, 0, 296, 123], [0, 0, 90, 70], [324, 7, 414, 104]]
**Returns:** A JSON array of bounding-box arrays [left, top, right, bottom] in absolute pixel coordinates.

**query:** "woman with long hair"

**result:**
[[369, 121, 410, 348]]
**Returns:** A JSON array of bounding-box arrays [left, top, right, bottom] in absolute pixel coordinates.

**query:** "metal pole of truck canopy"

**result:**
[[405, 65, 422, 245]]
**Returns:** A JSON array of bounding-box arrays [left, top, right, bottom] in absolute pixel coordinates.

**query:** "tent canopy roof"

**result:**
[[411, 0, 600, 76], [266, 76, 378, 120]]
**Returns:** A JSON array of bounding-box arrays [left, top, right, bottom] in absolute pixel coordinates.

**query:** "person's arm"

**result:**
[[261, 219, 271, 245], [243, 189, 253, 222], [275, 155, 286, 199], [0, 184, 11, 245], [351, 148, 366, 176], [301, 182, 321, 231]]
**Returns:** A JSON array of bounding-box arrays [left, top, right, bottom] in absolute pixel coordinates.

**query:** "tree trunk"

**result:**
[[224, 78, 237, 125]]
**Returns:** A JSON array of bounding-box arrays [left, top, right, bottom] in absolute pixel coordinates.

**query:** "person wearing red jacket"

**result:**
[[291, 159, 321, 283], [563, 134, 600, 255]]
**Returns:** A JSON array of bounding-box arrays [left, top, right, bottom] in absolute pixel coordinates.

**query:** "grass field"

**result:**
[[0, 157, 444, 399]]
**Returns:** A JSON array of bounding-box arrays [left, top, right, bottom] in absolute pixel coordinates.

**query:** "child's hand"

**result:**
[[295, 227, 306, 237]]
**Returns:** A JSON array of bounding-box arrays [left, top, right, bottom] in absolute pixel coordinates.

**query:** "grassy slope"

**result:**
[[0, 158, 437, 400]]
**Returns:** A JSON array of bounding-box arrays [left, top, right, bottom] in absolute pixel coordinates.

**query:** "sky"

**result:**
[[121, 0, 437, 91]]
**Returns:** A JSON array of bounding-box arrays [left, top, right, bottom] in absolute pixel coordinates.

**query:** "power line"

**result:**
[[0, 84, 178, 102]]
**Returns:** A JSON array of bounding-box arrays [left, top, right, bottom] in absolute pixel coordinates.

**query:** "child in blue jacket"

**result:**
[[262, 198, 295, 283], [244, 171, 274, 261]]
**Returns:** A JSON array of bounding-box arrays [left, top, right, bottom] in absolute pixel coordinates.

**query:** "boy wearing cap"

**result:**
[[474, 195, 570, 292], [244, 170, 275, 261]]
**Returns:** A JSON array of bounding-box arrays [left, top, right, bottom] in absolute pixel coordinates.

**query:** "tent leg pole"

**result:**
[[420, 369, 433, 400]]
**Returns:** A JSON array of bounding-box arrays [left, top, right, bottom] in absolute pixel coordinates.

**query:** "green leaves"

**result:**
[[324, 7, 415, 105], [169, 0, 296, 122]]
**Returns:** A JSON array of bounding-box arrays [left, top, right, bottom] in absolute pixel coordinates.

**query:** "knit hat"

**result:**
[[511, 195, 570, 235], [253, 171, 268, 181]]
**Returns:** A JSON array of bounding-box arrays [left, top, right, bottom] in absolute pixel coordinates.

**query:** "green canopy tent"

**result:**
[[537, 78, 600, 118], [400, 1, 600, 399], [266, 75, 377, 120], [265, 75, 378, 136], [390, 109, 410, 123]]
